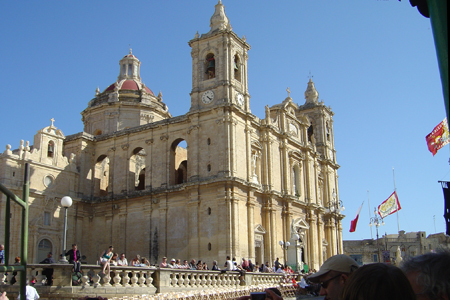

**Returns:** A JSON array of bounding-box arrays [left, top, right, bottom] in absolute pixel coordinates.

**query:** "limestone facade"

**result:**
[[0, 1, 343, 271]]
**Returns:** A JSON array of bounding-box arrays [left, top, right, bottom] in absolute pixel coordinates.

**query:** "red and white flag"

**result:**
[[426, 118, 450, 156], [349, 202, 364, 232], [378, 191, 401, 219]]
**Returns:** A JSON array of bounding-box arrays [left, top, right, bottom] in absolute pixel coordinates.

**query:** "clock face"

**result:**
[[236, 93, 244, 106], [202, 90, 215, 104]]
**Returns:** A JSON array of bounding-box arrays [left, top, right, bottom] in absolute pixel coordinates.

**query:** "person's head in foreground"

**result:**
[[401, 249, 450, 300], [308, 254, 359, 300], [341, 262, 416, 300]]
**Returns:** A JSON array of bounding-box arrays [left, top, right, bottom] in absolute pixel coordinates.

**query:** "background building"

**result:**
[[344, 230, 450, 265], [0, 1, 344, 271]]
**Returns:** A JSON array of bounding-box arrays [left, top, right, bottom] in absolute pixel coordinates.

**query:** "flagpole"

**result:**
[[393, 167, 400, 232], [368, 190, 373, 239]]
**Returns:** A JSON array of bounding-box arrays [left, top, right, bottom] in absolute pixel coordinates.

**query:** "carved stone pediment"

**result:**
[[292, 218, 310, 232], [255, 224, 266, 234]]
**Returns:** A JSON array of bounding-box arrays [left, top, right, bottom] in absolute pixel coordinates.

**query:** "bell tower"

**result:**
[[188, 0, 251, 112]]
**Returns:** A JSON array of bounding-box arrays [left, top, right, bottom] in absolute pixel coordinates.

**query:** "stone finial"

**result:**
[[95, 86, 100, 96], [4, 144, 12, 155], [209, 0, 231, 33], [304, 78, 319, 104], [158, 90, 163, 101], [195, 31, 199, 39], [265, 105, 271, 125]]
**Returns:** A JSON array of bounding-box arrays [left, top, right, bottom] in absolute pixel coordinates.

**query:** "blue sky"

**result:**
[[1, 1, 447, 241]]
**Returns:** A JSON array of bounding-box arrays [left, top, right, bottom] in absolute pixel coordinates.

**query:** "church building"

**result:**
[[0, 1, 343, 271]]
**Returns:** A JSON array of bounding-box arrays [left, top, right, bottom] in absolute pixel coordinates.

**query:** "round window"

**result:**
[[44, 175, 53, 187]]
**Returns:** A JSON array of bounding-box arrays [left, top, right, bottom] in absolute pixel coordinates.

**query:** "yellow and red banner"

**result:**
[[378, 191, 401, 219], [426, 118, 449, 156]]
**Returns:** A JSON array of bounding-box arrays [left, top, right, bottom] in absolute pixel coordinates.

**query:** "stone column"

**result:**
[[317, 216, 324, 266], [245, 126, 252, 182], [263, 201, 272, 263], [247, 192, 255, 261], [231, 189, 239, 256], [308, 211, 318, 270], [145, 137, 154, 189], [187, 191, 199, 259], [270, 205, 276, 264]]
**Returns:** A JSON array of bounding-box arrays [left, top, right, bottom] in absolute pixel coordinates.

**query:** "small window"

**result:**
[[207, 138, 211, 145], [208, 243, 212, 251], [373, 254, 378, 262], [44, 212, 50, 226], [128, 64, 132, 76], [207, 164, 211, 172], [208, 207, 211, 215]]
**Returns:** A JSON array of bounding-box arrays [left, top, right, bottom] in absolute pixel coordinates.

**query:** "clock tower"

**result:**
[[188, 0, 251, 112]]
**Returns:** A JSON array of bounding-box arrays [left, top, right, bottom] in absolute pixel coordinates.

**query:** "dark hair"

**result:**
[[72, 244, 77, 247], [341, 263, 415, 300], [401, 249, 450, 300]]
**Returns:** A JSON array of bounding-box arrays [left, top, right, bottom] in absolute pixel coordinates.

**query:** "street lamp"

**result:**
[[279, 240, 290, 267], [369, 207, 385, 262], [327, 189, 345, 253], [59, 196, 72, 263]]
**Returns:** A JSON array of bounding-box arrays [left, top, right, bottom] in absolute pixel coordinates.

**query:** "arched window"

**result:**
[[204, 53, 215, 80], [37, 239, 52, 263], [293, 165, 301, 197], [94, 155, 109, 197], [307, 125, 314, 143], [326, 122, 331, 141], [47, 141, 55, 158], [170, 139, 188, 185], [130, 148, 146, 191], [234, 54, 241, 82]]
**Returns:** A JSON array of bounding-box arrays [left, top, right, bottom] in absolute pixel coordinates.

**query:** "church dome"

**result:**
[[104, 79, 154, 95]]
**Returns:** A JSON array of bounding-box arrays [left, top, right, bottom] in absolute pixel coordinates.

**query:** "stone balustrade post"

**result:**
[[34, 267, 46, 286], [112, 269, 122, 286], [52, 265, 72, 286], [120, 270, 130, 287]]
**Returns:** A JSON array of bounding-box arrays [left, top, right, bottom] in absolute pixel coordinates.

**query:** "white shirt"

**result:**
[[225, 260, 233, 271], [299, 277, 308, 288], [17, 285, 40, 300], [117, 258, 128, 266]]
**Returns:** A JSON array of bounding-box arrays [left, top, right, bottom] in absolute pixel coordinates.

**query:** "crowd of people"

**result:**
[[2, 241, 450, 300]]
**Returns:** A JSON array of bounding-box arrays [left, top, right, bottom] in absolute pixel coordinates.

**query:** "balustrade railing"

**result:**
[[0, 264, 292, 299]]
